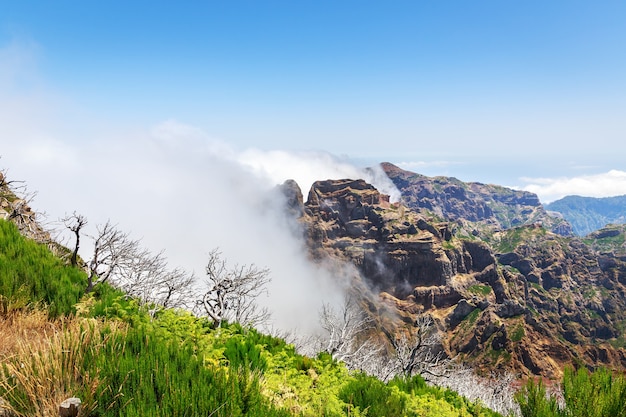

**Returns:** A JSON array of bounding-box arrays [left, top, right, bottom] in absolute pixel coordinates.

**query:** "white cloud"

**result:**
[[237, 148, 401, 202], [3, 117, 391, 334], [520, 170, 626, 203]]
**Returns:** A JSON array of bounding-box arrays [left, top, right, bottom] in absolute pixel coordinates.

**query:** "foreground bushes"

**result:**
[[0, 219, 85, 317], [0, 217, 506, 416], [516, 366, 626, 417]]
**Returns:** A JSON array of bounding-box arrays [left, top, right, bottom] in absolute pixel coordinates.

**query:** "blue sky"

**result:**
[[2, 1, 626, 196], [2, 1, 626, 329], [3, 1, 625, 163]]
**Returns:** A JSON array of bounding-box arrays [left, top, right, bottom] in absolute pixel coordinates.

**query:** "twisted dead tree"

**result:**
[[76, 219, 195, 309], [61, 211, 87, 267], [385, 314, 449, 379], [316, 297, 451, 381], [86, 221, 137, 293], [318, 295, 383, 370], [199, 248, 271, 329]]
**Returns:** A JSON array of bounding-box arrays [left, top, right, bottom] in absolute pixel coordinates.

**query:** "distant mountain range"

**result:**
[[546, 195, 626, 236]]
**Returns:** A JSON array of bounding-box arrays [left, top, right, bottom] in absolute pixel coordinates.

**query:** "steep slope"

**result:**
[[546, 195, 626, 236], [381, 162, 573, 236], [286, 177, 626, 379], [0, 175, 504, 417], [583, 224, 626, 256]]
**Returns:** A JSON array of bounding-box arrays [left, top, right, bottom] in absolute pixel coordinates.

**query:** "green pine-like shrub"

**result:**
[[0, 219, 86, 316], [515, 367, 626, 417]]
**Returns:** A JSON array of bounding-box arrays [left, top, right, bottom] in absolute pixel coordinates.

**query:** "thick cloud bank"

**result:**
[[1, 119, 398, 333]]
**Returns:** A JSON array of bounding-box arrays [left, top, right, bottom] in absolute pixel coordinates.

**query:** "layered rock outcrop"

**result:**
[[381, 162, 573, 236], [284, 173, 626, 379]]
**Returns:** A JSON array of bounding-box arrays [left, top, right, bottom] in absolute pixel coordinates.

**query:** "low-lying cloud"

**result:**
[[520, 170, 626, 203], [1, 118, 398, 334]]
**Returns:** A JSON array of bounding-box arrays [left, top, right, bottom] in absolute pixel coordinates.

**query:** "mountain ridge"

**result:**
[[546, 194, 626, 236], [286, 164, 626, 379]]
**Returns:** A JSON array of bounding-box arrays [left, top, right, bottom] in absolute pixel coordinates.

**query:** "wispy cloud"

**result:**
[[237, 148, 400, 201], [0, 38, 398, 332], [2, 116, 399, 334], [520, 170, 626, 203]]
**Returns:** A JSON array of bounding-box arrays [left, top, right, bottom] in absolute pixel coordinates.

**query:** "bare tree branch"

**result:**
[[385, 314, 449, 379], [317, 295, 383, 370], [84, 220, 196, 310], [197, 248, 271, 329], [86, 221, 137, 293], [428, 365, 521, 416], [61, 211, 88, 267]]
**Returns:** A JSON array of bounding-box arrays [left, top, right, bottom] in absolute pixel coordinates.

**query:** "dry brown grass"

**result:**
[[0, 309, 126, 417], [0, 308, 60, 362]]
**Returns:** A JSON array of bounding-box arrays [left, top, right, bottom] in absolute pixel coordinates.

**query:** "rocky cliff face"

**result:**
[[381, 162, 573, 237], [284, 174, 626, 379]]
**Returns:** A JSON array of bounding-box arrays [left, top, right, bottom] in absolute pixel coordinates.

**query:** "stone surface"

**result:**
[[381, 162, 573, 236], [59, 397, 81, 417]]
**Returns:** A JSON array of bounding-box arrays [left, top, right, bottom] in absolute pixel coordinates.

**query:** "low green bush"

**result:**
[[0, 219, 86, 316], [516, 367, 626, 417], [339, 372, 406, 417]]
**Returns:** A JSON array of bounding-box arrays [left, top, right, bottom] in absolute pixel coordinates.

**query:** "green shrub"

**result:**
[[515, 378, 562, 417], [561, 367, 626, 417], [86, 324, 291, 417], [516, 367, 626, 417], [339, 372, 405, 417], [224, 335, 268, 371], [0, 219, 86, 316]]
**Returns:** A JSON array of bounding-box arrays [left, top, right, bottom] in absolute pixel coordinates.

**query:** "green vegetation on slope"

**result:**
[[583, 224, 626, 255], [0, 219, 85, 316], [516, 366, 626, 417], [492, 225, 547, 254], [0, 217, 503, 417]]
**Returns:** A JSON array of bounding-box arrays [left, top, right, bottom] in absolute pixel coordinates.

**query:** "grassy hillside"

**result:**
[[0, 219, 85, 317], [0, 218, 502, 417]]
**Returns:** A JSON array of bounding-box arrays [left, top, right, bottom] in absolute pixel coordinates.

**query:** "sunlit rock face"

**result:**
[[381, 162, 573, 236], [281, 173, 626, 379]]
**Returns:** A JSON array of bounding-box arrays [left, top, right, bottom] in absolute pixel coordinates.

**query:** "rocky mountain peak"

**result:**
[[293, 174, 626, 379], [381, 162, 572, 236]]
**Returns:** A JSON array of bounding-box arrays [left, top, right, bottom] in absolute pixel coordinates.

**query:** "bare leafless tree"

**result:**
[[61, 211, 88, 267], [429, 366, 521, 416], [84, 220, 196, 310], [385, 314, 449, 379], [0, 164, 27, 195], [115, 248, 195, 310], [318, 295, 383, 370], [155, 267, 196, 310], [198, 248, 271, 329], [86, 221, 138, 293]]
